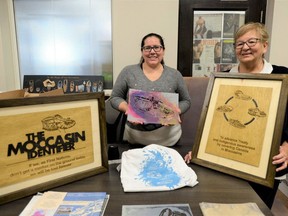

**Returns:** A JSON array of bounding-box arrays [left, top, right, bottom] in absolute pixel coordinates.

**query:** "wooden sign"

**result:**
[[0, 92, 108, 204], [192, 72, 288, 188]]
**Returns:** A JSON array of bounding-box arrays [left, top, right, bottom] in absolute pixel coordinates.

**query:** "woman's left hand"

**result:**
[[273, 141, 288, 172], [184, 151, 192, 164], [176, 107, 182, 124]]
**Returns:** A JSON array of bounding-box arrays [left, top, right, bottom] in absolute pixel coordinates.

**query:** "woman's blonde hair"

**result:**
[[234, 22, 269, 43]]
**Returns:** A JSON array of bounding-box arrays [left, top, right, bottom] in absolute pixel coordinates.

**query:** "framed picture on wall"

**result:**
[[191, 72, 288, 188], [23, 75, 104, 94], [177, 0, 266, 77], [0, 92, 108, 204], [192, 11, 245, 77]]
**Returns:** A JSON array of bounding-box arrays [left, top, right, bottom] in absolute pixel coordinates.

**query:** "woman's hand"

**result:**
[[184, 151, 192, 164], [120, 102, 144, 125], [273, 141, 288, 172], [118, 101, 129, 114], [128, 120, 144, 125], [175, 107, 182, 124]]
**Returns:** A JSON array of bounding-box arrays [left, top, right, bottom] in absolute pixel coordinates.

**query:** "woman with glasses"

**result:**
[[231, 22, 288, 209], [185, 22, 288, 209], [231, 22, 288, 74], [110, 33, 191, 147]]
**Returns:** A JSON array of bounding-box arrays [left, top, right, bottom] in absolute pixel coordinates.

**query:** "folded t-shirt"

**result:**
[[120, 144, 198, 192]]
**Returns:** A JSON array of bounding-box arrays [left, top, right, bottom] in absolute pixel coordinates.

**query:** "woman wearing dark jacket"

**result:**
[[229, 22, 288, 209], [185, 22, 288, 209]]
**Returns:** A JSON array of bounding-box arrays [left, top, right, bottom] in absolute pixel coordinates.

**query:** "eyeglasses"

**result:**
[[142, 45, 163, 52], [234, 38, 261, 49]]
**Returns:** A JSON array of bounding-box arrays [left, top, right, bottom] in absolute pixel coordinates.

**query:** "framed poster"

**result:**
[[191, 72, 288, 188], [192, 11, 245, 77], [0, 92, 108, 204], [178, 0, 267, 76], [23, 75, 104, 94]]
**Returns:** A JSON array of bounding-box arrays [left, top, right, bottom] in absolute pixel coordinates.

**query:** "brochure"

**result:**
[[20, 191, 109, 216]]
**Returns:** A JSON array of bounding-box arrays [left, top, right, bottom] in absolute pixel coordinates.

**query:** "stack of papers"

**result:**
[[20, 191, 109, 216]]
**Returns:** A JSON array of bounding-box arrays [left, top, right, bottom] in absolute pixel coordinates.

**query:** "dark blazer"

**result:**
[[227, 65, 288, 176], [271, 65, 288, 176]]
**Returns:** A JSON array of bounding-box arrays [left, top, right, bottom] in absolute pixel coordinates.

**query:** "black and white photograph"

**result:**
[[122, 204, 193, 216]]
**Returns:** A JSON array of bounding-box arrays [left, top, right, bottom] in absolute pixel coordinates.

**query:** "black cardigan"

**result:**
[[271, 65, 288, 176], [227, 65, 288, 176]]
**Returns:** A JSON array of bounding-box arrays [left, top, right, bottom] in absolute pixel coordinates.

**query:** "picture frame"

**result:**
[[191, 72, 288, 188], [23, 75, 104, 94], [0, 92, 108, 204], [191, 11, 245, 77], [178, 0, 267, 77]]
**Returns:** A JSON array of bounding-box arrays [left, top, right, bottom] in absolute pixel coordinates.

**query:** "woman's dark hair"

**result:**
[[140, 33, 165, 64], [141, 33, 165, 49]]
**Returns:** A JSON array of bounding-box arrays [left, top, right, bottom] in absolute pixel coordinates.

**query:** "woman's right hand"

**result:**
[[128, 119, 144, 125], [184, 151, 192, 164], [118, 101, 129, 114]]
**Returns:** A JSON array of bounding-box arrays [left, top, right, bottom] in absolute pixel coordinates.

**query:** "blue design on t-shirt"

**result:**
[[137, 149, 181, 188]]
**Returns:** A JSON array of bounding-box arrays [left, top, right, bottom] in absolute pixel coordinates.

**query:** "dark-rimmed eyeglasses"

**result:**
[[234, 38, 261, 49], [142, 45, 163, 52]]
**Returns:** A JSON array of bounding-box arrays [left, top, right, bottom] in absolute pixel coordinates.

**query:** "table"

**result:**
[[0, 143, 273, 215]]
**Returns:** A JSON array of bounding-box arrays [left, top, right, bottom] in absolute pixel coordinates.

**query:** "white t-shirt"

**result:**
[[120, 144, 198, 192], [230, 59, 273, 74]]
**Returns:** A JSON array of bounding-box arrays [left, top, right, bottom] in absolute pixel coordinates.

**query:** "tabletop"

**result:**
[[0, 160, 272, 216]]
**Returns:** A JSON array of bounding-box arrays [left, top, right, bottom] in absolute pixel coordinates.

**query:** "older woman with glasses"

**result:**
[[110, 33, 191, 147], [185, 22, 288, 209], [230, 22, 288, 74], [231, 22, 288, 209]]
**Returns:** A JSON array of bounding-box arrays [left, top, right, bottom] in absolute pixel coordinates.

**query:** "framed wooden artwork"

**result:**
[[191, 72, 288, 188], [0, 92, 108, 204]]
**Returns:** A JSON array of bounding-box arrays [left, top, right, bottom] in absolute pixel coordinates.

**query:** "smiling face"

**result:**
[[235, 29, 268, 66], [141, 36, 165, 68]]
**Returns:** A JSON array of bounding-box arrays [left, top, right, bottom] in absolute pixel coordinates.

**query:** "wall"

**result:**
[[0, 0, 19, 92], [0, 0, 288, 92], [265, 0, 288, 67], [112, 0, 178, 84]]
